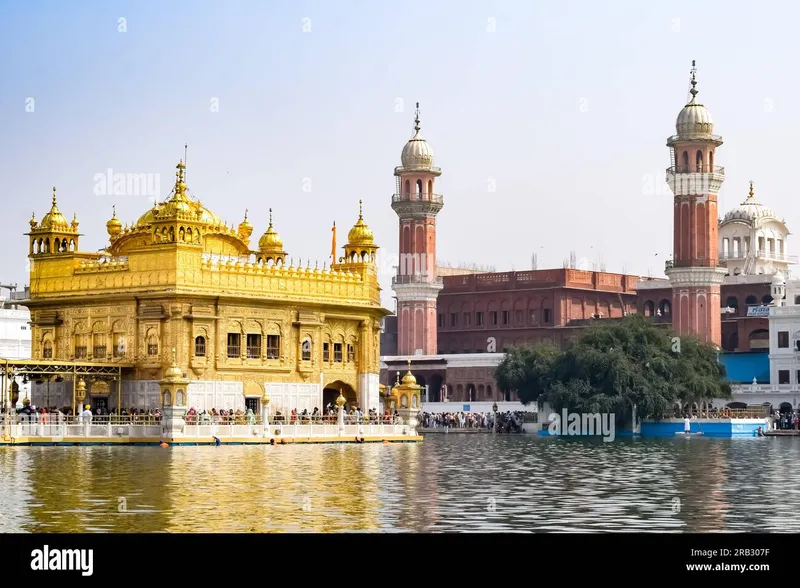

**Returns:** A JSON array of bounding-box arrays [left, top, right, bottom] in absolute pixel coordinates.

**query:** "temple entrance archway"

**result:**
[[323, 381, 358, 411]]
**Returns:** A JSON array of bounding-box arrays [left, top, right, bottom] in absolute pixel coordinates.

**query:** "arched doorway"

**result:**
[[428, 374, 443, 402], [323, 381, 358, 411], [726, 402, 747, 409], [779, 402, 793, 413]]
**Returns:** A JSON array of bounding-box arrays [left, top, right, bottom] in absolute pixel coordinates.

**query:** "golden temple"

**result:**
[[22, 160, 390, 416]]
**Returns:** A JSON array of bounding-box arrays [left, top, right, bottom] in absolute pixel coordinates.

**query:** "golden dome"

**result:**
[[258, 208, 285, 252], [401, 370, 417, 386], [106, 205, 122, 238], [238, 209, 253, 239], [347, 200, 374, 245], [135, 161, 223, 227], [165, 364, 183, 379], [400, 360, 417, 386], [38, 187, 70, 231], [335, 390, 346, 407]]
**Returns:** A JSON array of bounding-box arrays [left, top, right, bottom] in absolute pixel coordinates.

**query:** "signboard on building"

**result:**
[[747, 306, 770, 317], [463, 404, 470, 411]]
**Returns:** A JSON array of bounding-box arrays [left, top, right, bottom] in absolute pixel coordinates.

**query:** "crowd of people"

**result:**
[[6, 400, 403, 426], [420, 410, 528, 433]]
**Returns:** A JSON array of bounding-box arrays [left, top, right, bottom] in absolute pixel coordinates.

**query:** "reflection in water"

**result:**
[[3, 435, 800, 532]]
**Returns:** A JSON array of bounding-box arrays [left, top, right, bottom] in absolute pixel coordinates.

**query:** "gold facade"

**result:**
[[24, 162, 389, 404]]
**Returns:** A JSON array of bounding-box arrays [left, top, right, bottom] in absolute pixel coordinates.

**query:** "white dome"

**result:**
[[401, 129, 434, 169], [676, 99, 714, 136], [772, 271, 786, 286], [400, 104, 435, 169], [720, 184, 779, 226], [675, 66, 715, 137]]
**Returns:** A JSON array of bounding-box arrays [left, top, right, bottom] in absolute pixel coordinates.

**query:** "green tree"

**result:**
[[494, 314, 731, 422], [494, 343, 560, 405]]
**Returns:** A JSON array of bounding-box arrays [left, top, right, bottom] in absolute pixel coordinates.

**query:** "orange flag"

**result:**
[[331, 221, 337, 259]]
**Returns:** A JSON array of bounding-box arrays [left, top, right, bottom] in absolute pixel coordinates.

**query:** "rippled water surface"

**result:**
[[1, 434, 798, 532]]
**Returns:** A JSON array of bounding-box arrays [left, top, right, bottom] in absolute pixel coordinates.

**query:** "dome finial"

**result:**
[[52, 186, 57, 206], [269, 207, 273, 227], [358, 199, 363, 220], [112, 204, 117, 218], [244, 208, 248, 221], [689, 59, 698, 100], [414, 102, 421, 132], [749, 181, 754, 198]]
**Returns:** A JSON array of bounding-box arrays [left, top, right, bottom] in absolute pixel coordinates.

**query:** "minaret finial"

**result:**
[[407, 358, 412, 372], [244, 208, 248, 220], [414, 102, 420, 132], [749, 181, 754, 198], [112, 204, 117, 218], [358, 199, 363, 219], [689, 60, 698, 100], [269, 208, 273, 226], [52, 186, 57, 206]]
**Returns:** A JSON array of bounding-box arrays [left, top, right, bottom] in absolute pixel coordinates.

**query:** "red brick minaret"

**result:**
[[665, 61, 727, 346], [392, 103, 443, 355]]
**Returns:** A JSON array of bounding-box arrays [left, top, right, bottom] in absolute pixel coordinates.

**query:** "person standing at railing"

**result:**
[[79, 404, 93, 436]]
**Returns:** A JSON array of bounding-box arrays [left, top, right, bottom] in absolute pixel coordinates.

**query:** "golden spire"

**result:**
[[51, 186, 57, 207], [358, 199, 363, 220], [71, 212, 79, 229], [748, 181, 754, 198], [414, 102, 421, 132], [238, 208, 253, 241], [29, 211, 37, 229], [401, 359, 417, 386]]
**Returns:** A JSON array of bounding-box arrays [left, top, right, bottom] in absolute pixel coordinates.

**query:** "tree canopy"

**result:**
[[494, 314, 731, 421]]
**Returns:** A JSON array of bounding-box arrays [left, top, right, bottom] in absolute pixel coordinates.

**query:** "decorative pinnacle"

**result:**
[[52, 186, 57, 206], [749, 181, 754, 198], [269, 208, 273, 227], [112, 204, 117, 218], [414, 102, 420, 132], [689, 60, 698, 99], [358, 199, 363, 219], [244, 208, 248, 221], [407, 358, 412, 372]]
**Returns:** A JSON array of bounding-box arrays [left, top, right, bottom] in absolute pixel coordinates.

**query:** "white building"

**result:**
[[0, 288, 32, 407], [718, 182, 795, 276]]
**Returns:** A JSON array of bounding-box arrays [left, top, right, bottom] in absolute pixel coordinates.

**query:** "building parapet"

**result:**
[[442, 268, 642, 293]]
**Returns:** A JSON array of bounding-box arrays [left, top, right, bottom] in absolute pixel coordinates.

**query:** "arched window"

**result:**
[[195, 336, 206, 357], [427, 180, 433, 196], [643, 301, 655, 317], [486, 385, 493, 398], [404, 180, 410, 196], [725, 296, 738, 312], [682, 151, 689, 170], [794, 295, 800, 305], [176, 389, 185, 405], [659, 299, 671, 316], [42, 340, 53, 359], [301, 338, 311, 361], [762, 294, 773, 305], [147, 333, 159, 357], [745, 295, 758, 306], [416, 179, 423, 195], [696, 150, 703, 172], [162, 389, 172, 406]]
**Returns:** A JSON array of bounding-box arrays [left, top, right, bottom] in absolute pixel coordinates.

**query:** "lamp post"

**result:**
[[493, 401, 498, 433], [336, 388, 346, 437]]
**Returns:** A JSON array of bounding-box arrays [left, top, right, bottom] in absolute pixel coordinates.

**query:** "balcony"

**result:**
[[665, 165, 725, 196], [666, 165, 725, 175], [392, 275, 444, 286], [719, 251, 798, 264], [392, 192, 444, 204], [666, 133, 724, 145]]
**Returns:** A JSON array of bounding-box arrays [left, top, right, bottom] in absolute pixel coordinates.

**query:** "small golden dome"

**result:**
[[335, 390, 346, 407], [238, 209, 253, 237], [39, 187, 70, 231], [347, 200, 374, 245], [258, 208, 285, 252], [29, 211, 37, 229], [401, 371, 417, 386], [164, 348, 183, 379], [400, 359, 417, 386], [106, 205, 122, 237]]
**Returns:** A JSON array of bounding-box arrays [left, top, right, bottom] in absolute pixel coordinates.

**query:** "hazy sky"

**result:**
[[2, 0, 798, 309]]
